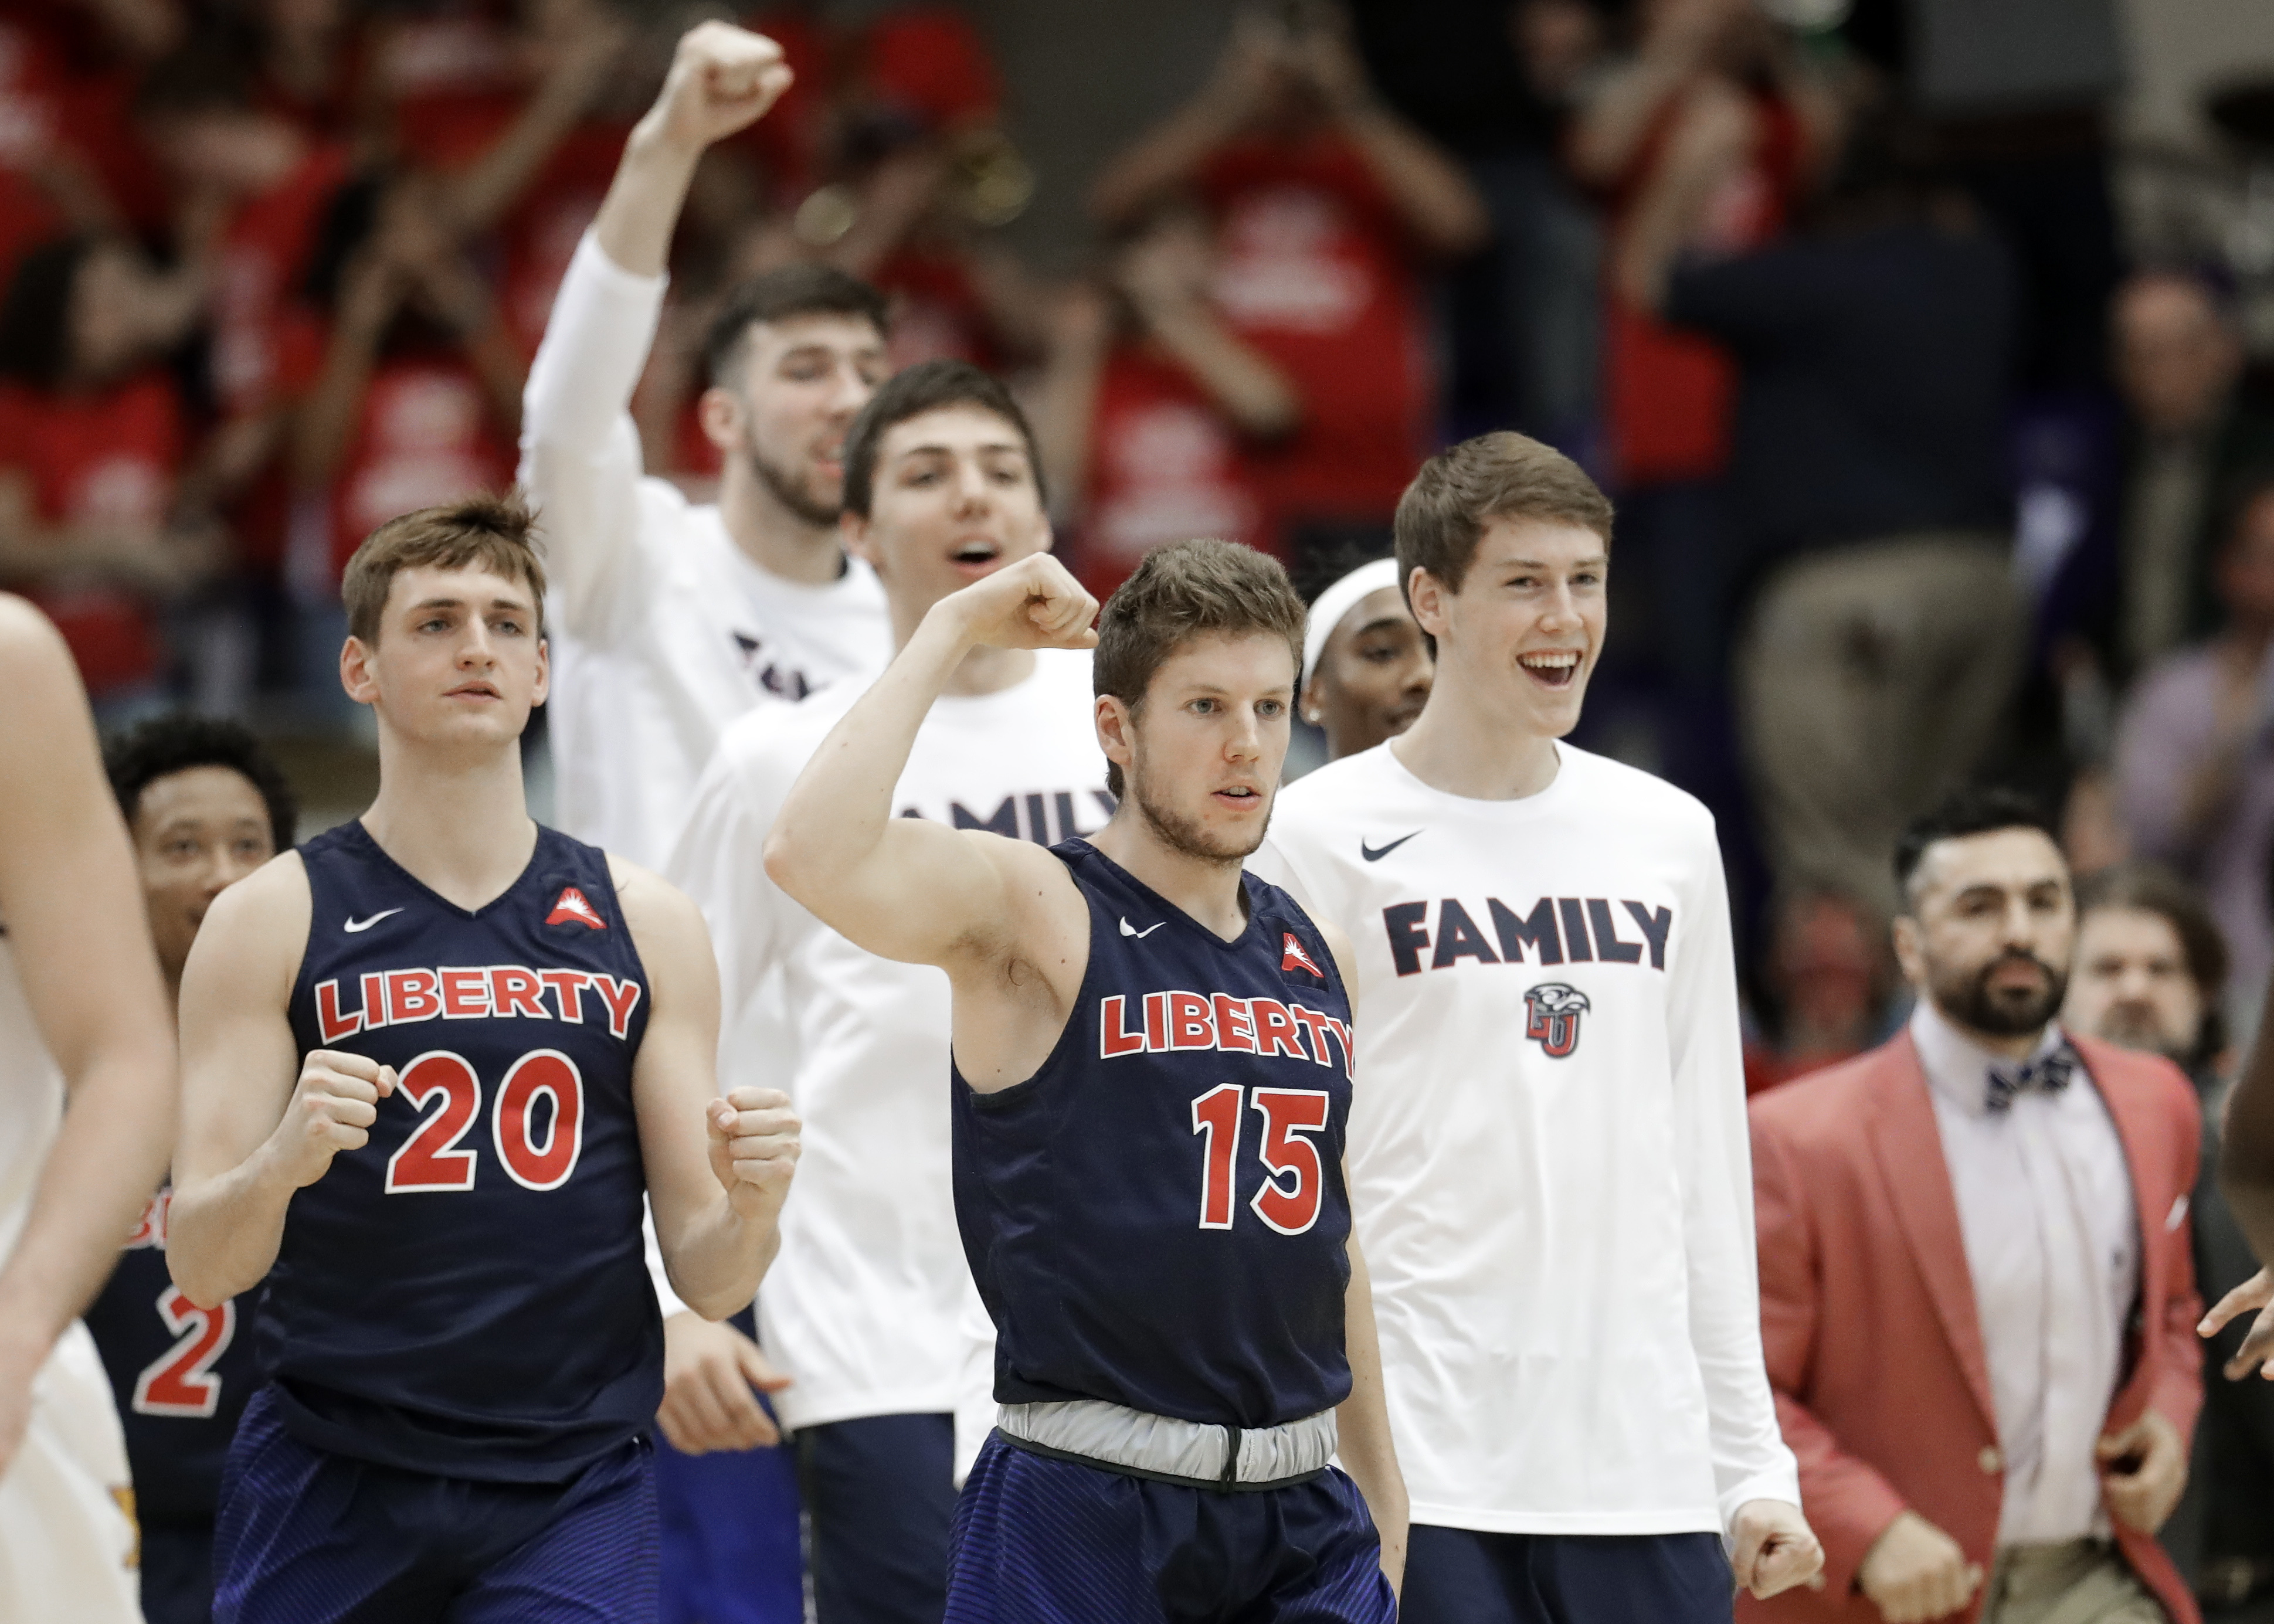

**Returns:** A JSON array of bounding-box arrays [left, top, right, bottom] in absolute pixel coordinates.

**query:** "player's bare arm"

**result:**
[[0, 596, 177, 1469], [612, 855, 797, 1321], [1317, 922, 1409, 1590], [764, 553, 1101, 1085], [167, 852, 371, 1311], [594, 22, 793, 279]]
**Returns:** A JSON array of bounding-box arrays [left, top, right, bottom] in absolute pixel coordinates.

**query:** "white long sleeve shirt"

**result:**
[[1909, 1003, 2136, 1545], [665, 650, 1113, 1429], [519, 231, 891, 871], [1255, 742, 1800, 1535]]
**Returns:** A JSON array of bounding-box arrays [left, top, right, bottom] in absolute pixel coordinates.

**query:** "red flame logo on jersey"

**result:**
[[1523, 982, 1590, 1058], [546, 886, 606, 930], [1281, 932, 1323, 977]]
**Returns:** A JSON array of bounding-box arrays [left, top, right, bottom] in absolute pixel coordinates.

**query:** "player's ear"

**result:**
[[1407, 567, 1452, 639], [697, 385, 744, 453], [1095, 693, 1133, 776], [340, 634, 379, 707], [531, 636, 551, 708]]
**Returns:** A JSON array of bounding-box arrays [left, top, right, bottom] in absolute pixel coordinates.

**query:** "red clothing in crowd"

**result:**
[[733, 6, 831, 200], [1603, 89, 1803, 487], [213, 144, 355, 422], [4, 1, 168, 233], [0, 370, 184, 697], [294, 337, 518, 590], [857, 6, 1002, 130], [1198, 132, 1429, 535], [1074, 343, 1270, 599]]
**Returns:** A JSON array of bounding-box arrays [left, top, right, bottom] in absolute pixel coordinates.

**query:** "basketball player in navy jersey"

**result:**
[[83, 716, 297, 1624], [766, 539, 1406, 1620], [167, 495, 800, 1622]]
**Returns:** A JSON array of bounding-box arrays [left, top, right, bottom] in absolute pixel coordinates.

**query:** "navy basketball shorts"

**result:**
[[796, 1412, 956, 1624], [211, 1386, 659, 1624], [945, 1431, 1397, 1623], [1401, 1524, 1734, 1624]]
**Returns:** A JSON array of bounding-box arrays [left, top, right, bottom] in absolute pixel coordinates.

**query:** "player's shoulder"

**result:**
[[1555, 743, 1714, 834], [1270, 745, 1403, 833], [603, 850, 707, 949], [191, 849, 312, 980]]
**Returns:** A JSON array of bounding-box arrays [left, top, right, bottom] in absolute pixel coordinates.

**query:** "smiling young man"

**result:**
[[664, 360, 1127, 1622], [761, 531, 1406, 1622], [1297, 554, 1433, 763], [165, 497, 800, 1622], [1255, 432, 1820, 1623]]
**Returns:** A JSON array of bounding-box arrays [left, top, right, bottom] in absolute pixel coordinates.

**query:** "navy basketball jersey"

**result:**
[[267, 821, 659, 1482], [83, 1188, 260, 1524], [952, 839, 1355, 1430]]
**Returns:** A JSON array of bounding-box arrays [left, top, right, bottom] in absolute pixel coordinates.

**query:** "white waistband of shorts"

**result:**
[[996, 1398, 1338, 1488]]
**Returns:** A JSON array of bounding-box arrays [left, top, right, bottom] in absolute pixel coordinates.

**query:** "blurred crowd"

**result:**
[[9, 0, 2274, 1138]]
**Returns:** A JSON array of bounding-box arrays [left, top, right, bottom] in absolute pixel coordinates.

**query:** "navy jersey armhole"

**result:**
[[955, 841, 1107, 1112]]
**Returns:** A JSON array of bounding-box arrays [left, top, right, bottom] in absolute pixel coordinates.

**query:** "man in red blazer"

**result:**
[[1749, 789, 2203, 1624]]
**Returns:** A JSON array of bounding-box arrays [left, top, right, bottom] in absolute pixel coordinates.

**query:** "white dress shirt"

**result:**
[[1910, 1001, 2138, 1545]]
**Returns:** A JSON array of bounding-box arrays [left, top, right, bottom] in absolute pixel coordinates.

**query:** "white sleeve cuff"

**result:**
[[1718, 1463, 1806, 1540]]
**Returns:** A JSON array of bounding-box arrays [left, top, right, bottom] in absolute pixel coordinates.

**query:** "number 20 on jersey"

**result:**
[[384, 1047, 585, 1194]]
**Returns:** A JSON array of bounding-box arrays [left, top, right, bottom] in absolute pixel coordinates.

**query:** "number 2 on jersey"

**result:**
[[133, 1288, 235, 1418], [385, 1048, 586, 1194], [1191, 1084, 1331, 1235]]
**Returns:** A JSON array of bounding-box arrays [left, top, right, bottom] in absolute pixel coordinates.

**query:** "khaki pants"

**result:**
[[1981, 1540, 2166, 1624], [0, 1320, 141, 1622], [1737, 532, 2024, 920]]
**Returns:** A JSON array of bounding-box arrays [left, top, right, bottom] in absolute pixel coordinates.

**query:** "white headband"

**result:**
[[1302, 558, 1405, 685]]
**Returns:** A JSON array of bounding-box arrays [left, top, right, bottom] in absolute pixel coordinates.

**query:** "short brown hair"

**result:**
[[1394, 431, 1613, 597], [2074, 861, 2229, 1069], [842, 359, 1043, 519], [342, 493, 548, 645], [1094, 539, 1305, 799]]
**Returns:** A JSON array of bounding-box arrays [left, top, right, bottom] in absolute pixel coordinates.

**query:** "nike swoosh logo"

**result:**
[[1361, 832, 1422, 862], [1119, 918, 1164, 939], [343, 909, 403, 933]]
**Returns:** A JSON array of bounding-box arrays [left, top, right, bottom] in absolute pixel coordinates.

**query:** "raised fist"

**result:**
[[643, 22, 795, 154], [943, 553, 1101, 655]]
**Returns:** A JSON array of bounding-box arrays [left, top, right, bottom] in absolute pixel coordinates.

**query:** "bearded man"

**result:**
[[1745, 789, 2208, 1624]]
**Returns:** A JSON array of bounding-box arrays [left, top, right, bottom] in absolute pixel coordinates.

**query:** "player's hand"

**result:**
[[2201, 1266, 2274, 1378], [642, 22, 794, 154], [1730, 1498, 1824, 1600], [267, 1049, 395, 1188], [657, 1312, 793, 1453], [939, 553, 1099, 654], [1857, 1510, 1981, 1624], [707, 1087, 799, 1223], [2098, 1409, 2187, 1534]]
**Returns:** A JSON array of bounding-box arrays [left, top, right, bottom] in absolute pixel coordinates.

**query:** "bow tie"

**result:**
[[1985, 1043, 2078, 1113]]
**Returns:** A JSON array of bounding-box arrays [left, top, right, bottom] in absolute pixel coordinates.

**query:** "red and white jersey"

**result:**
[[521, 232, 891, 870], [1254, 741, 1799, 1535]]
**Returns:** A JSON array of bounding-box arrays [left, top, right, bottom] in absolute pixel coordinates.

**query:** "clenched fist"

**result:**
[[707, 1086, 799, 1223], [269, 1049, 397, 1188], [640, 22, 795, 155], [939, 553, 1100, 655]]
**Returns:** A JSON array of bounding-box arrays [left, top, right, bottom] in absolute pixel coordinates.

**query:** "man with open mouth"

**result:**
[[1256, 430, 1822, 1624]]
